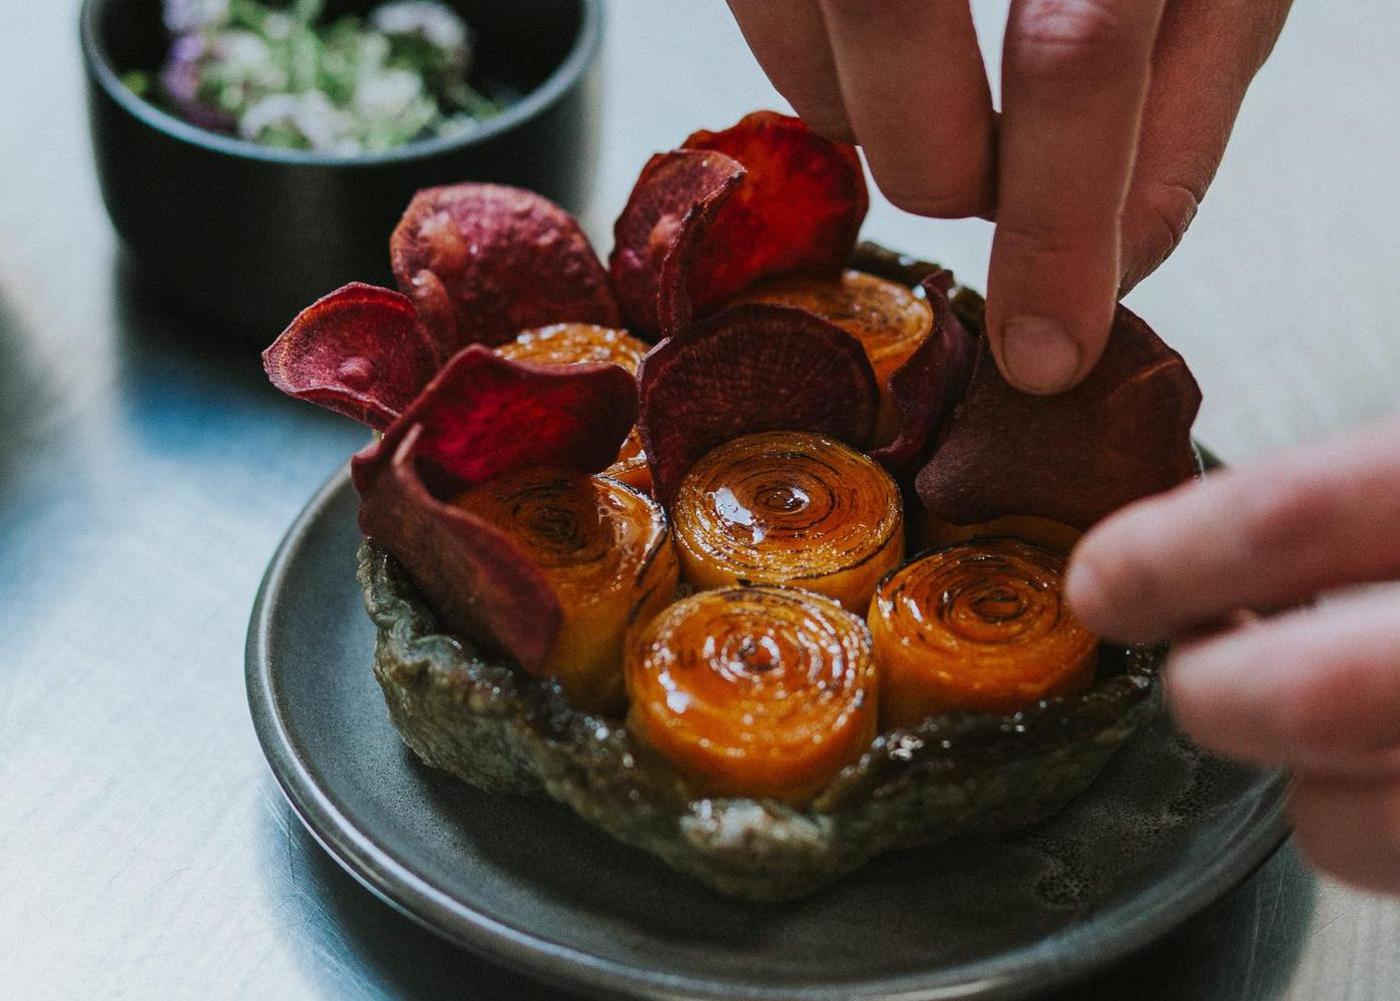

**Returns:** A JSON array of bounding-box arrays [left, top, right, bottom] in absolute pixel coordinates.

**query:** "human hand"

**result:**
[[725, 0, 1291, 394], [1067, 419, 1400, 894]]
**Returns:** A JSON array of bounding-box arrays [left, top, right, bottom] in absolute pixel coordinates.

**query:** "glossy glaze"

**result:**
[[453, 468, 676, 712], [625, 586, 877, 803], [870, 539, 1097, 726], [672, 431, 903, 611]]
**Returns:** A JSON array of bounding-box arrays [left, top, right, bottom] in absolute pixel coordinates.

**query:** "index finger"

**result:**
[[1067, 418, 1400, 642], [986, 0, 1165, 394]]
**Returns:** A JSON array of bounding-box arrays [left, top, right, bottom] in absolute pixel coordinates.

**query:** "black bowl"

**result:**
[[81, 0, 603, 335]]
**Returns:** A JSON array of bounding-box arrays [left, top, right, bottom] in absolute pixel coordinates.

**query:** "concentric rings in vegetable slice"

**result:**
[[261, 282, 438, 431], [677, 111, 868, 320], [390, 183, 621, 354], [352, 347, 640, 671], [870, 539, 1098, 727], [636, 304, 879, 504], [671, 431, 903, 612], [609, 150, 746, 336], [451, 469, 678, 713], [915, 304, 1202, 530], [625, 586, 878, 805]]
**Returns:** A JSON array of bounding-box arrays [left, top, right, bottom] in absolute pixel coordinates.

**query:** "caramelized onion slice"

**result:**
[[496, 324, 652, 491], [453, 468, 678, 714], [496, 323, 649, 373], [626, 586, 877, 804], [869, 539, 1097, 727], [672, 431, 903, 612]]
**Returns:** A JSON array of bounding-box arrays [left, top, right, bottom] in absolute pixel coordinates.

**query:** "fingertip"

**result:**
[[995, 316, 1085, 394]]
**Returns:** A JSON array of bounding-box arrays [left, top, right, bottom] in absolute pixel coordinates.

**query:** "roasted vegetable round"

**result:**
[[450, 468, 677, 713], [671, 431, 903, 612], [625, 586, 878, 805], [870, 539, 1097, 727]]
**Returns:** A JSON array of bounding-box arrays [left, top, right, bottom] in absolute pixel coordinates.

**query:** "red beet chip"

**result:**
[[637, 304, 879, 504], [358, 424, 562, 672], [262, 282, 439, 431], [353, 345, 639, 499], [390, 183, 621, 354], [609, 149, 745, 337], [677, 111, 868, 322], [870, 273, 977, 473], [915, 304, 1202, 530]]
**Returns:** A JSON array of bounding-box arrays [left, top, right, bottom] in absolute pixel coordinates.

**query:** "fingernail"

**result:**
[[1000, 317, 1082, 394]]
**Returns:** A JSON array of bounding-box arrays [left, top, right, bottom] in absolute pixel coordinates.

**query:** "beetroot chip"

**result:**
[[390, 183, 620, 354], [359, 425, 562, 672], [870, 273, 977, 473], [262, 282, 438, 431], [608, 149, 745, 336], [915, 305, 1202, 530], [637, 304, 879, 503], [353, 345, 638, 499], [677, 111, 868, 319]]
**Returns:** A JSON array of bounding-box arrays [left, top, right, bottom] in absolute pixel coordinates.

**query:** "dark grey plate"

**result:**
[[246, 467, 1290, 1001]]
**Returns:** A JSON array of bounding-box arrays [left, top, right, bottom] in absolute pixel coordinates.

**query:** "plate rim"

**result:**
[[246, 464, 1292, 1001]]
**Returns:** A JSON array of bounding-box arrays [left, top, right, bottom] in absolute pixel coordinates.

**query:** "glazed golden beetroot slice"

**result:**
[[353, 348, 639, 672], [870, 540, 1098, 727], [637, 304, 879, 503], [496, 323, 649, 372], [678, 111, 868, 320], [626, 586, 878, 804], [916, 305, 1201, 530], [609, 149, 746, 336], [451, 468, 678, 714], [262, 282, 439, 430], [390, 183, 620, 354], [672, 431, 903, 613]]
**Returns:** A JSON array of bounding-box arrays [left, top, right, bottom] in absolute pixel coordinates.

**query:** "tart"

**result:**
[[264, 110, 1202, 901]]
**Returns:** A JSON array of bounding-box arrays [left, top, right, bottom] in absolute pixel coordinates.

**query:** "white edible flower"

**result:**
[[370, 1, 469, 52], [162, 0, 230, 33], [354, 68, 423, 119], [240, 91, 357, 152]]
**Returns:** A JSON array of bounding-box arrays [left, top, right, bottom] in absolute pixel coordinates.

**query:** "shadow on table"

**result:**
[[262, 789, 585, 1001], [108, 251, 365, 462], [266, 773, 1316, 1001]]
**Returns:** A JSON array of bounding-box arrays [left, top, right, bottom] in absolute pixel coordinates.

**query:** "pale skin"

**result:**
[[728, 0, 1400, 895]]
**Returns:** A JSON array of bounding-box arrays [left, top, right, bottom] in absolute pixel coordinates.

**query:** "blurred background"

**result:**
[[2, 1, 1398, 999]]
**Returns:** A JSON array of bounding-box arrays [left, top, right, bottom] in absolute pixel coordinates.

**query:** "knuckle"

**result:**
[[880, 179, 989, 219], [1121, 180, 1202, 290], [1007, 0, 1147, 88]]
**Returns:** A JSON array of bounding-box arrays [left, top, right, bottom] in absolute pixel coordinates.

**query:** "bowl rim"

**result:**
[[78, 0, 604, 167]]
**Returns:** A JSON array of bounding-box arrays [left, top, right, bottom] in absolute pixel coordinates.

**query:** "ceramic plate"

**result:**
[[247, 466, 1289, 1001]]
